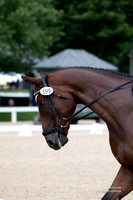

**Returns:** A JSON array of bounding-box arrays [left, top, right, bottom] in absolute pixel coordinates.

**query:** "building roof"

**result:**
[[33, 49, 118, 71]]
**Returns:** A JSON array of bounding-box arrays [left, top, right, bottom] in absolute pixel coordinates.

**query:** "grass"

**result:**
[[17, 112, 38, 121], [0, 89, 29, 93], [0, 113, 11, 121], [0, 112, 38, 122]]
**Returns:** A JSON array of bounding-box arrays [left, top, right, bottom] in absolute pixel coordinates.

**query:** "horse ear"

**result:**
[[22, 76, 40, 86]]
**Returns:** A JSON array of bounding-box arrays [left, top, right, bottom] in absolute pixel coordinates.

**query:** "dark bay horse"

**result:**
[[22, 67, 133, 200]]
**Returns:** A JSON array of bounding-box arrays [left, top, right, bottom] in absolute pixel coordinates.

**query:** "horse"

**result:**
[[22, 67, 133, 200]]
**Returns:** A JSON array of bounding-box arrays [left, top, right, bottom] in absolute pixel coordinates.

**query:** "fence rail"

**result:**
[[0, 106, 38, 123]]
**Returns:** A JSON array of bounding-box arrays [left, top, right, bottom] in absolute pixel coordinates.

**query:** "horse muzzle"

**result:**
[[45, 132, 68, 150]]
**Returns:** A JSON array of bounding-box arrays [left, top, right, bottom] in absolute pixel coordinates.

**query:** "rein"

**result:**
[[34, 74, 133, 137], [67, 78, 133, 121]]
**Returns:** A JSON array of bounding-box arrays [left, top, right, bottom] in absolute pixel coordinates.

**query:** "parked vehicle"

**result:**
[[33, 104, 99, 124], [70, 104, 99, 124]]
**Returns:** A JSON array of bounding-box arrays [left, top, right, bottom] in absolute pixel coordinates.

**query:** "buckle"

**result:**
[[59, 118, 69, 128]]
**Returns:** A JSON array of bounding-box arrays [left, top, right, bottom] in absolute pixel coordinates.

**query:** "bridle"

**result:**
[[34, 74, 74, 137], [34, 74, 133, 137]]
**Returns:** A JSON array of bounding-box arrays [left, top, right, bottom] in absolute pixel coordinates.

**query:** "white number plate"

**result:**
[[40, 87, 53, 96]]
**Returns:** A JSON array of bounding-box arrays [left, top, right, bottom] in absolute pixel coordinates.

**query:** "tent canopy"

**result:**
[[33, 49, 118, 71]]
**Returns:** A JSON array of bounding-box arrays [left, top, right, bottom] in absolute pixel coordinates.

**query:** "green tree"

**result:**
[[0, 0, 63, 72], [0, 0, 133, 74], [52, 0, 133, 73]]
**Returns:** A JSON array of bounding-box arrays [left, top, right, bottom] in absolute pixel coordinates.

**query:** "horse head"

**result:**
[[22, 74, 76, 150]]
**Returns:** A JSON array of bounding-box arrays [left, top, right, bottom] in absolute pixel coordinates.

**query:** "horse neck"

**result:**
[[65, 68, 126, 104], [50, 68, 132, 124]]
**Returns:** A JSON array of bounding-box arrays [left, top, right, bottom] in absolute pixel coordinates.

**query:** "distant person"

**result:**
[[8, 98, 15, 106]]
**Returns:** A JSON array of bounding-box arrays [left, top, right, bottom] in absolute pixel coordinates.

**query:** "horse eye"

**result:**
[[39, 101, 45, 106]]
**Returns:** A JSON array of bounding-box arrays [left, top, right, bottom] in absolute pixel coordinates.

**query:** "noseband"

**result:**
[[34, 74, 74, 137]]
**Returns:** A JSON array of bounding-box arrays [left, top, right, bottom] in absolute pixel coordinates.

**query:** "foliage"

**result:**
[[0, 0, 63, 72], [0, 0, 133, 73], [52, 0, 133, 73]]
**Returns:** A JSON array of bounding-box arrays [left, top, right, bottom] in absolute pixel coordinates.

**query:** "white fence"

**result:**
[[0, 106, 38, 123], [0, 92, 30, 97]]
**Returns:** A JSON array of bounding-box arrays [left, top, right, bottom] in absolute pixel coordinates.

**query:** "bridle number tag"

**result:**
[[40, 87, 53, 96]]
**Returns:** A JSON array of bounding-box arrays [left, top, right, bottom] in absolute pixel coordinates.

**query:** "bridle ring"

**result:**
[[59, 118, 69, 128]]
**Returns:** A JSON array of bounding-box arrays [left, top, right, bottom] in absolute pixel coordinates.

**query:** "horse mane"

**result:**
[[74, 67, 133, 79], [50, 66, 133, 79]]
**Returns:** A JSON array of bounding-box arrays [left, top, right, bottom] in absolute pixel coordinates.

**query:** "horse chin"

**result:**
[[58, 132, 69, 147], [46, 132, 68, 151]]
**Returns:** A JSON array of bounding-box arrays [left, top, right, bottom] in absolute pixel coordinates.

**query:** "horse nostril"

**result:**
[[47, 138, 61, 150], [47, 140, 53, 147]]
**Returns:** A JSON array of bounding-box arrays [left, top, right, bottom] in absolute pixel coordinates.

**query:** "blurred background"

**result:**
[[0, 0, 133, 124]]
